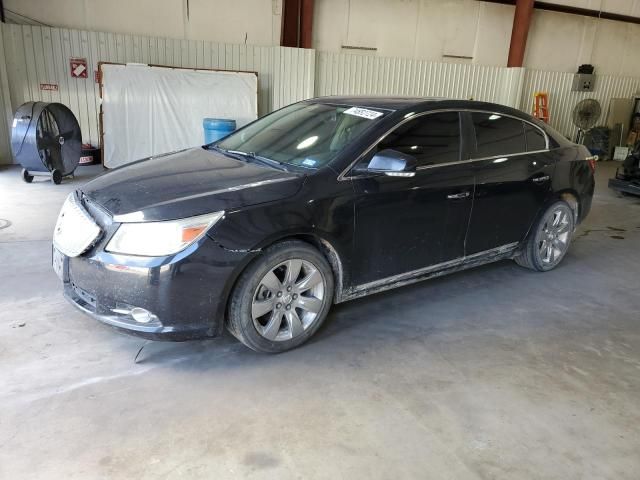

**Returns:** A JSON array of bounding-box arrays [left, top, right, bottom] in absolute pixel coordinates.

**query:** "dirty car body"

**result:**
[[53, 97, 595, 343]]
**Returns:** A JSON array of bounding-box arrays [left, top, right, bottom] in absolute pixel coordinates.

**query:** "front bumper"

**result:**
[[61, 237, 255, 341], [64, 281, 186, 337]]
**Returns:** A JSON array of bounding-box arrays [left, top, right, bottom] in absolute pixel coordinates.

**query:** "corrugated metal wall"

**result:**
[[0, 24, 315, 152], [0, 23, 13, 165], [315, 52, 515, 105], [316, 51, 640, 140], [520, 69, 640, 139], [273, 47, 315, 112], [2, 23, 640, 166]]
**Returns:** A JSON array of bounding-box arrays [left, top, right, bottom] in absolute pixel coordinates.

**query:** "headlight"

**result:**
[[106, 211, 224, 256]]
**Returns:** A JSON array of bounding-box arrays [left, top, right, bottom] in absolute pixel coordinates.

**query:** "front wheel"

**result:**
[[515, 200, 575, 271], [22, 169, 34, 183], [227, 240, 334, 353]]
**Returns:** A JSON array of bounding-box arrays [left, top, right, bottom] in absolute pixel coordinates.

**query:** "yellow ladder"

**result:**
[[533, 92, 549, 123], [533, 92, 550, 123]]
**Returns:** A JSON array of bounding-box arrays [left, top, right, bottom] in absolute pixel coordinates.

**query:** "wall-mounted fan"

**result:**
[[10, 102, 82, 184], [572, 98, 601, 145]]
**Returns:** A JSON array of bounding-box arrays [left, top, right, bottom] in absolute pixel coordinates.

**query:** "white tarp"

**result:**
[[102, 64, 257, 168]]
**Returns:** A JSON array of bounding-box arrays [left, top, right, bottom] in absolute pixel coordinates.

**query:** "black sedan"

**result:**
[[53, 97, 595, 352]]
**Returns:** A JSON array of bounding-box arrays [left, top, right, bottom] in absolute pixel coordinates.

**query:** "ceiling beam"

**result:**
[[481, 0, 640, 25], [281, 0, 314, 49]]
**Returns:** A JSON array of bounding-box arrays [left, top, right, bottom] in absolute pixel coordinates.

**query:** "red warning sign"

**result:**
[[70, 57, 88, 78]]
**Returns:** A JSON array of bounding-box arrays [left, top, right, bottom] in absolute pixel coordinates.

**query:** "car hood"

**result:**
[[82, 148, 304, 222]]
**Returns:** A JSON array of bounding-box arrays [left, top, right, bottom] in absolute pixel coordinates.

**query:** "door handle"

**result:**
[[532, 175, 550, 184], [447, 191, 470, 200]]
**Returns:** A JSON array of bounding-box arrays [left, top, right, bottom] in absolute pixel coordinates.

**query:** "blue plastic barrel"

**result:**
[[203, 118, 236, 144]]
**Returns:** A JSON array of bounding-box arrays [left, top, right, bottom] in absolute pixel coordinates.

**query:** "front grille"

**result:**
[[71, 281, 97, 310], [53, 192, 102, 257]]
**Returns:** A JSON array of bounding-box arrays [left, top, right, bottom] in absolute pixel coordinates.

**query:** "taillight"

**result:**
[[586, 155, 598, 173]]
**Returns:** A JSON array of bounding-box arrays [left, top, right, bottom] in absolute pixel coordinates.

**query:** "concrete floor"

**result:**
[[0, 162, 639, 479]]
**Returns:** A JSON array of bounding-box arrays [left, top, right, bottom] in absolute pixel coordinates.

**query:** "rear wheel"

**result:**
[[227, 240, 334, 353], [51, 169, 63, 185], [515, 200, 575, 271]]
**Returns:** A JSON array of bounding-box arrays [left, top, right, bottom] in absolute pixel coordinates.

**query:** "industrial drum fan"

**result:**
[[572, 98, 601, 145], [10, 102, 82, 184]]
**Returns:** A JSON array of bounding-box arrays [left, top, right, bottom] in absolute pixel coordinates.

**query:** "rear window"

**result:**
[[525, 124, 547, 151], [472, 112, 526, 158]]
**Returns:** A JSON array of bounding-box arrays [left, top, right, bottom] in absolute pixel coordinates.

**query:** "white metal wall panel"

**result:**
[[498, 67, 525, 109], [1, 24, 315, 161], [272, 47, 316, 110], [316, 51, 640, 140], [315, 52, 511, 104], [520, 69, 640, 138], [0, 23, 13, 165]]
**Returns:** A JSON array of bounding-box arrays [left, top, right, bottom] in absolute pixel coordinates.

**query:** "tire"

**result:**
[[51, 169, 63, 185], [515, 200, 575, 272], [227, 240, 334, 353], [21, 169, 34, 183]]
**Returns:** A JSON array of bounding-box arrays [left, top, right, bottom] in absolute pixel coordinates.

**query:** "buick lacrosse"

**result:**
[[53, 97, 595, 352]]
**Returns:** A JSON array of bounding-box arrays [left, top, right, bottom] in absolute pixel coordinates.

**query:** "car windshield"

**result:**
[[215, 102, 389, 169]]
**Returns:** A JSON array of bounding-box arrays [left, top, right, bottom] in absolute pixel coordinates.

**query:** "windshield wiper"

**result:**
[[224, 150, 289, 171], [207, 145, 289, 171], [206, 144, 225, 152]]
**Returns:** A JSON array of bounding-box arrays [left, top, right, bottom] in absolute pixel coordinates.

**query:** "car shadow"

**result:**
[[315, 259, 525, 340], [128, 258, 540, 370]]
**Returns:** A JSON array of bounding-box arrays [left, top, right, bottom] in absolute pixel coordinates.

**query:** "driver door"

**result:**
[[348, 111, 475, 287]]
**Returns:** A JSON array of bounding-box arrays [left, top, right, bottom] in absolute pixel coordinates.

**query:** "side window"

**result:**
[[471, 112, 526, 158], [377, 112, 461, 167], [525, 124, 547, 151]]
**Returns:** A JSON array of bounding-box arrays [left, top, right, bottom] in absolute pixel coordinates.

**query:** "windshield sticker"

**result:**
[[302, 158, 317, 167], [343, 107, 384, 120]]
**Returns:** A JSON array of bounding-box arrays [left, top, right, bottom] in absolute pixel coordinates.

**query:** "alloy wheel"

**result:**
[[251, 259, 326, 341], [536, 206, 572, 266]]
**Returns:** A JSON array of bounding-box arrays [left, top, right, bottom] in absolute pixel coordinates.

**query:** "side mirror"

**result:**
[[363, 149, 417, 177]]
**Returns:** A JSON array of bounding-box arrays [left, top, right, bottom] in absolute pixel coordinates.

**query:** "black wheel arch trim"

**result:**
[[212, 231, 347, 336], [519, 191, 581, 254]]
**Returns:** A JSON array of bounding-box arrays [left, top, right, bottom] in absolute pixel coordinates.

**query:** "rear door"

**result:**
[[465, 111, 555, 254]]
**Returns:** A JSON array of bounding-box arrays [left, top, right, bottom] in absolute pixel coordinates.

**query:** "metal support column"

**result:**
[[507, 0, 535, 67]]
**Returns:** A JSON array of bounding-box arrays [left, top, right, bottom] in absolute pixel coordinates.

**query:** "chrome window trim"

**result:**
[[416, 148, 551, 170], [338, 108, 550, 181]]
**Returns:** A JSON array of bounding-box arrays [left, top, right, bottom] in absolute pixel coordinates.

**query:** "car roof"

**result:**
[[307, 96, 444, 110], [304, 95, 568, 144], [306, 96, 534, 120]]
